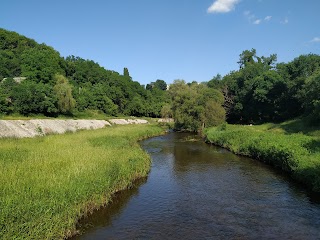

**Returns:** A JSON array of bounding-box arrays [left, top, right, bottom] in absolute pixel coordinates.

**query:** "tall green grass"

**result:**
[[0, 124, 164, 239], [205, 123, 320, 192]]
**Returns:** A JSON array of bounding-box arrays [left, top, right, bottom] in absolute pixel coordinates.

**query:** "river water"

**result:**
[[73, 133, 320, 239]]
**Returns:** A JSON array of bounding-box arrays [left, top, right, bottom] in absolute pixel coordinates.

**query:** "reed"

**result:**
[[0, 124, 163, 239]]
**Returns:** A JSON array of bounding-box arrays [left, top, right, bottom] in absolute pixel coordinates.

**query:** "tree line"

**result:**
[[0, 29, 169, 118], [1, 28, 319, 131], [206, 49, 320, 125]]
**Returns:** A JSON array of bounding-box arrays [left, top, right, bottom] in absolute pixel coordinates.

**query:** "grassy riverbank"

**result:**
[[0, 124, 164, 239], [205, 119, 320, 192]]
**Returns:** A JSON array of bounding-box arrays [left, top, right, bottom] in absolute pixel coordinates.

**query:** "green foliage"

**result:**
[[124, 96, 146, 117], [0, 87, 12, 114], [1, 29, 169, 118], [0, 125, 164, 239], [207, 74, 222, 88], [146, 79, 167, 91], [2, 28, 320, 124], [21, 44, 64, 83], [169, 80, 225, 132], [12, 81, 58, 115], [65, 56, 108, 85], [300, 71, 320, 123], [220, 49, 320, 124], [161, 103, 173, 119], [0, 28, 37, 78], [204, 100, 226, 127], [154, 79, 167, 90], [53, 74, 75, 114], [206, 124, 320, 192], [216, 122, 227, 131], [123, 67, 130, 78], [0, 78, 17, 114]]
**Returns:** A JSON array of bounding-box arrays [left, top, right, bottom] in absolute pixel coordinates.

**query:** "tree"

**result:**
[[203, 100, 226, 127], [53, 74, 75, 114], [301, 71, 320, 123], [238, 49, 257, 69], [154, 79, 167, 91], [146, 83, 153, 91], [21, 44, 64, 83], [0, 87, 12, 114], [0, 28, 37, 79], [161, 104, 173, 119], [124, 95, 146, 117], [168, 80, 225, 132], [207, 74, 222, 89], [123, 67, 130, 78], [146, 79, 167, 91], [221, 50, 286, 123], [0, 78, 18, 114], [12, 81, 57, 115], [91, 84, 118, 115]]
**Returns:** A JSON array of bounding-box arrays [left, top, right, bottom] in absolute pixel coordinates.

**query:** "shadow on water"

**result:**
[[70, 178, 147, 239]]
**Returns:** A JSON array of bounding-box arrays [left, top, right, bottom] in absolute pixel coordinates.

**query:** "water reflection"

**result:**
[[72, 133, 320, 240], [71, 178, 147, 239]]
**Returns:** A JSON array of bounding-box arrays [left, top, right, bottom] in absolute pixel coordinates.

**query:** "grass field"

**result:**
[[0, 124, 164, 239], [205, 119, 320, 192]]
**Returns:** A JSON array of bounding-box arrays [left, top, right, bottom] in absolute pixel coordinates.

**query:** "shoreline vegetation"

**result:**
[[205, 119, 320, 192], [2, 27, 320, 238], [0, 124, 164, 239]]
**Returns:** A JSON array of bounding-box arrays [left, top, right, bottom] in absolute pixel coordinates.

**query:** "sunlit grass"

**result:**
[[0, 124, 164, 239], [205, 121, 320, 192], [248, 118, 320, 137]]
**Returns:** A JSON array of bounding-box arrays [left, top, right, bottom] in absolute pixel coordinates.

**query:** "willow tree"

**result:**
[[53, 74, 76, 114], [168, 80, 225, 132]]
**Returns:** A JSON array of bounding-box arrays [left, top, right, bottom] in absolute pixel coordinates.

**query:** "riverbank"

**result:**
[[205, 120, 320, 192], [0, 118, 154, 138], [0, 124, 164, 239]]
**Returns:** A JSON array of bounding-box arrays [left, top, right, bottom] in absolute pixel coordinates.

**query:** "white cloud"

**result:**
[[244, 11, 255, 21], [281, 17, 289, 24], [311, 37, 320, 43], [244, 11, 263, 25], [207, 0, 240, 14], [264, 16, 272, 21], [254, 19, 261, 24]]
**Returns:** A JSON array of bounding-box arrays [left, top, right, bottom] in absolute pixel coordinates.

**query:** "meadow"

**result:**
[[0, 124, 163, 239], [205, 119, 320, 192]]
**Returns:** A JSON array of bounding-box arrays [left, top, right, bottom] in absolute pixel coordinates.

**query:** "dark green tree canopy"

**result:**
[[1, 28, 320, 126], [146, 79, 167, 91], [0, 28, 169, 117], [218, 50, 320, 124]]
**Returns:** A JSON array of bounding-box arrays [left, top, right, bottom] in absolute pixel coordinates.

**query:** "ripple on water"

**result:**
[[72, 133, 320, 240]]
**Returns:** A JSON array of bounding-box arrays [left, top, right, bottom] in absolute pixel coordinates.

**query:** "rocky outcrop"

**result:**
[[158, 118, 174, 123], [0, 120, 111, 138], [109, 119, 149, 125], [0, 119, 151, 138]]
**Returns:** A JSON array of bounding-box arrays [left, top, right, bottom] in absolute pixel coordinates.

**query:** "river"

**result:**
[[72, 132, 320, 239]]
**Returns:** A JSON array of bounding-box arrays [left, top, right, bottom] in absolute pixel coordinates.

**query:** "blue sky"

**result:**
[[1, 0, 320, 85]]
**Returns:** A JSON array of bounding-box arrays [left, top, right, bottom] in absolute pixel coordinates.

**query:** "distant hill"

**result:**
[[0, 28, 169, 117]]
